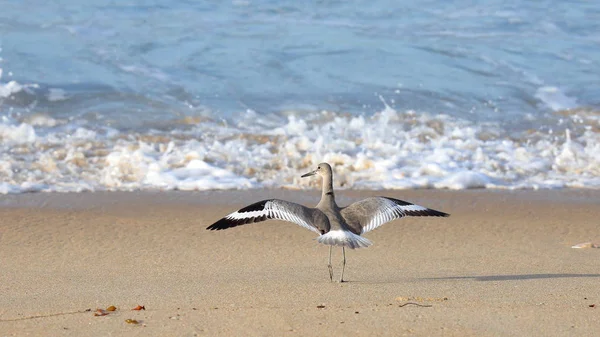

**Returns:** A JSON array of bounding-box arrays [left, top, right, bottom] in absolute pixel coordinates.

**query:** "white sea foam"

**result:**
[[146, 159, 255, 191], [434, 172, 495, 190], [0, 80, 23, 98], [0, 123, 36, 144], [23, 114, 60, 127], [0, 105, 599, 194], [0, 68, 23, 98], [0, 68, 39, 99], [535, 86, 578, 111]]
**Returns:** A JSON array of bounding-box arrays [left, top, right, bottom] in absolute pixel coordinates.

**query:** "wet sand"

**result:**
[[1, 189, 599, 336]]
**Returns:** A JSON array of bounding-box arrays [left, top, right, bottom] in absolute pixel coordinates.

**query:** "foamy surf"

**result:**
[[0, 105, 599, 194]]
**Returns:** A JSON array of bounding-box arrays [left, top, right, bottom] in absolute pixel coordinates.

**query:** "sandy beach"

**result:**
[[1, 189, 599, 336]]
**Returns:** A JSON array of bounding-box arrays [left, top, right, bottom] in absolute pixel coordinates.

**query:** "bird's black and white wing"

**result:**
[[341, 197, 449, 234], [206, 199, 327, 234]]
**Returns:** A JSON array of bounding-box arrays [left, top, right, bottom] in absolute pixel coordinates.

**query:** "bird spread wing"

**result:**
[[341, 197, 449, 234], [206, 199, 325, 234]]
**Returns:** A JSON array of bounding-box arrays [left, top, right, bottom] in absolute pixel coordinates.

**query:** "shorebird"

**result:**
[[207, 162, 449, 282]]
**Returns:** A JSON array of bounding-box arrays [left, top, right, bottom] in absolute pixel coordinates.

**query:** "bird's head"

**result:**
[[301, 162, 332, 179]]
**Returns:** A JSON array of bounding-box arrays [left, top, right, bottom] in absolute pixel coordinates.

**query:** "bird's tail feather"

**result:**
[[317, 230, 372, 249]]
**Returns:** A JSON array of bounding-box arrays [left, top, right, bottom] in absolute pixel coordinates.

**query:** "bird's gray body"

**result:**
[[207, 162, 449, 281]]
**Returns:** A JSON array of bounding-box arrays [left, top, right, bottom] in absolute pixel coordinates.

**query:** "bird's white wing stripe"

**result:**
[[227, 209, 268, 220], [397, 204, 428, 212], [223, 201, 320, 234]]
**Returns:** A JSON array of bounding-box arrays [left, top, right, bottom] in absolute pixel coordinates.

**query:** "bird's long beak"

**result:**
[[301, 169, 317, 178]]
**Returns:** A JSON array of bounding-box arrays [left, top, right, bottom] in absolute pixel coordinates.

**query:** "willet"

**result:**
[[207, 162, 449, 282]]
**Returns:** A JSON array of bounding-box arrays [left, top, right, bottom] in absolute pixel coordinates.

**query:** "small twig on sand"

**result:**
[[398, 302, 433, 308], [0, 309, 92, 322]]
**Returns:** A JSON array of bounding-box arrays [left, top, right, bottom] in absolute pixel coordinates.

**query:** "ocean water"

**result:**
[[1, 0, 599, 193]]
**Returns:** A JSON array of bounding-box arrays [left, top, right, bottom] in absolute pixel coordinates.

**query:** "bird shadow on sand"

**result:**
[[422, 273, 600, 282], [329, 273, 600, 284]]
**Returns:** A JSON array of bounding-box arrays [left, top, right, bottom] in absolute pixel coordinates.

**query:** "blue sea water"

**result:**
[[0, 0, 599, 192]]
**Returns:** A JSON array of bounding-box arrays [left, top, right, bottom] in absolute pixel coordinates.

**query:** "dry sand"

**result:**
[[1, 189, 599, 336]]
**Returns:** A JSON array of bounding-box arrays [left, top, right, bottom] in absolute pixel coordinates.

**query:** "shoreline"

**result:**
[[2, 187, 600, 209]]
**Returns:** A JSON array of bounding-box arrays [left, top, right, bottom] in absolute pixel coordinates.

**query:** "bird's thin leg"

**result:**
[[339, 246, 346, 283], [328, 246, 333, 282]]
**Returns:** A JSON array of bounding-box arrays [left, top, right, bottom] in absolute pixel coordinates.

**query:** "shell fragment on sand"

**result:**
[[571, 242, 600, 249]]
